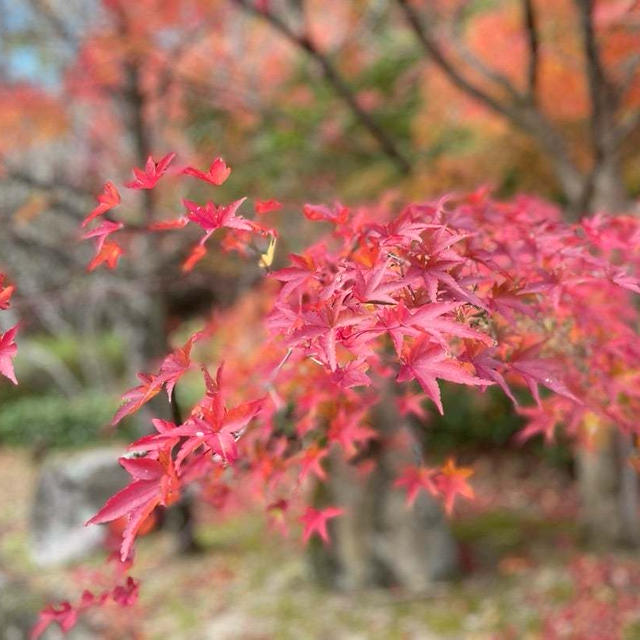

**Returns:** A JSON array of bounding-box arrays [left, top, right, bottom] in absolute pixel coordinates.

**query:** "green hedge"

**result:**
[[0, 391, 127, 449]]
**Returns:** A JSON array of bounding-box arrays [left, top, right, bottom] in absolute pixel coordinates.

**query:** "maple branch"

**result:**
[[9, 231, 80, 268], [449, 4, 523, 103], [4, 169, 93, 202], [613, 109, 640, 145], [231, 0, 412, 175], [25, 0, 79, 52], [614, 52, 640, 104], [3, 169, 93, 224], [122, 61, 158, 223], [395, 0, 586, 208], [395, 0, 521, 122], [573, 0, 623, 211], [107, 3, 158, 224], [0, 1, 9, 76], [3, 169, 151, 232], [575, 0, 617, 146], [170, 393, 184, 425], [522, 0, 540, 102]]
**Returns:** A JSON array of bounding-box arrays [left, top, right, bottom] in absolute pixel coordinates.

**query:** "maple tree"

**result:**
[[1, 1, 640, 636], [21, 150, 640, 636]]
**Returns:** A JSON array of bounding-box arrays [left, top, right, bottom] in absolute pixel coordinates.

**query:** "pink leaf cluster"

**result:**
[[0, 273, 18, 384], [60, 159, 640, 633], [31, 577, 138, 639]]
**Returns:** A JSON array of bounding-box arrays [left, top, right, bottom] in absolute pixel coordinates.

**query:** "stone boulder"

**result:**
[[30, 447, 127, 567]]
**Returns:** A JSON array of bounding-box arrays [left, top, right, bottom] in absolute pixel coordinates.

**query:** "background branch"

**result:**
[[231, 0, 412, 174], [522, 0, 540, 101]]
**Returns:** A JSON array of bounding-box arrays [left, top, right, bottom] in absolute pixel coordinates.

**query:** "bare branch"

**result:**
[[575, 0, 617, 141], [24, 0, 79, 52], [3, 169, 91, 223], [613, 109, 640, 144], [449, 3, 523, 102], [395, 0, 522, 122], [231, 0, 412, 174], [522, 0, 540, 101], [4, 168, 93, 201], [395, 0, 586, 207], [573, 0, 622, 210]]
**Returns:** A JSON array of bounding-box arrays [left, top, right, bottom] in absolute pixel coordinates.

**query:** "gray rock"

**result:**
[[0, 571, 35, 640], [30, 447, 128, 566]]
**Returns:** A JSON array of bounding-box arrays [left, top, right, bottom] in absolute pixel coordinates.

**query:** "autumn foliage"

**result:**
[[15, 147, 640, 635], [0, 274, 18, 385]]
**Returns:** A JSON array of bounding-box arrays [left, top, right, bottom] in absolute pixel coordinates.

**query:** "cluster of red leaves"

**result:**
[[79, 153, 276, 274], [110, 334, 200, 425], [31, 576, 139, 640], [81, 159, 640, 550], [394, 458, 474, 515], [0, 273, 18, 384], [43, 156, 640, 636]]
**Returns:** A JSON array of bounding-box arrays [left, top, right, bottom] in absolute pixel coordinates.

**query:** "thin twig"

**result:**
[[231, 0, 412, 175], [522, 0, 540, 101]]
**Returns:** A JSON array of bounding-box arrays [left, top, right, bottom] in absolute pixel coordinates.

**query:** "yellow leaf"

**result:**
[[258, 234, 277, 269]]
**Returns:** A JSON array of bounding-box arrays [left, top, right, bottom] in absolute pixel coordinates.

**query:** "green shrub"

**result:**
[[0, 391, 131, 449]]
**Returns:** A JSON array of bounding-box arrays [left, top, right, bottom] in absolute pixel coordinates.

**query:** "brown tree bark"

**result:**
[[577, 431, 640, 547], [309, 391, 459, 591], [575, 168, 639, 548]]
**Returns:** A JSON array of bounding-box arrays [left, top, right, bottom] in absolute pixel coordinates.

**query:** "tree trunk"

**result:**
[[575, 169, 639, 548], [309, 395, 459, 591], [590, 154, 629, 213], [577, 430, 640, 547]]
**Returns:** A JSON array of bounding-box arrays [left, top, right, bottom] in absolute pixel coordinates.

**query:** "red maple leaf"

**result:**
[[297, 443, 328, 482], [86, 449, 180, 560], [303, 202, 349, 224], [328, 406, 376, 458], [161, 367, 263, 466], [182, 244, 207, 272], [461, 343, 517, 405], [184, 197, 258, 236], [0, 275, 15, 310], [300, 506, 344, 545], [147, 216, 188, 231], [81, 181, 121, 228], [31, 602, 77, 639], [409, 302, 493, 346], [82, 220, 123, 252], [127, 419, 181, 456], [509, 344, 580, 406], [0, 325, 18, 384], [352, 261, 407, 305], [434, 458, 474, 515], [111, 576, 139, 607], [181, 157, 231, 185], [407, 227, 485, 307], [396, 391, 428, 419], [87, 241, 123, 271], [394, 465, 437, 507], [158, 338, 194, 398], [272, 253, 317, 298], [255, 199, 282, 214], [125, 152, 176, 189], [289, 296, 366, 371], [112, 373, 162, 425], [397, 337, 492, 414]]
